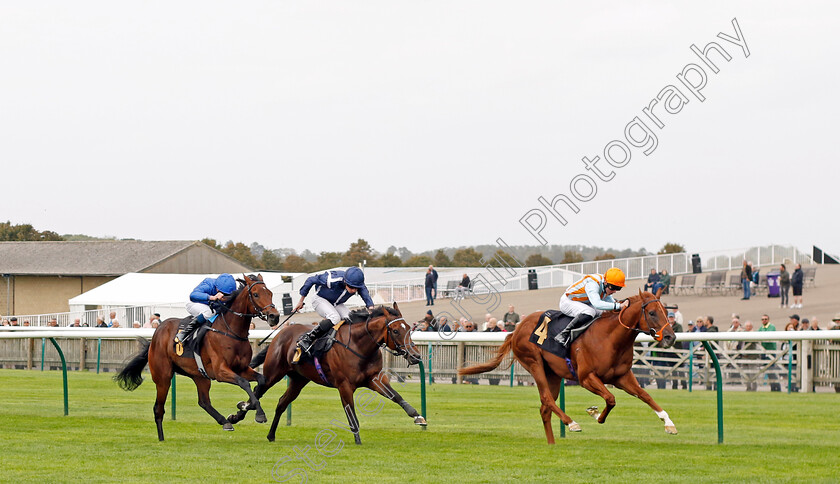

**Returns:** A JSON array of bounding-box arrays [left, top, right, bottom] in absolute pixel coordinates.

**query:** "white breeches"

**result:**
[[185, 301, 214, 319], [559, 295, 602, 318], [311, 295, 350, 324]]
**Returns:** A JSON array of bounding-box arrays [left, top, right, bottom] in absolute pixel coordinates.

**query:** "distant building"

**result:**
[[0, 241, 252, 315]]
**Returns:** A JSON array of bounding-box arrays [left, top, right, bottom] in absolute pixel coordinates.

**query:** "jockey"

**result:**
[[175, 273, 238, 346], [295, 266, 375, 353], [554, 267, 629, 347]]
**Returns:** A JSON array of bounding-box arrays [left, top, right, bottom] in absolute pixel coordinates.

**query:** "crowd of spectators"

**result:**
[[0, 312, 163, 329]]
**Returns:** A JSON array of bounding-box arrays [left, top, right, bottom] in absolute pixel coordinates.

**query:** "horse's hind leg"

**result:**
[[521, 356, 578, 444], [613, 371, 678, 434], [193, 377, 233, 431], [365, 370, 426, 426], [267, 375, 309, 442]]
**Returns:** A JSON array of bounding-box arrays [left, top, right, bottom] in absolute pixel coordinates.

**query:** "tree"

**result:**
[[282, 254, 312, 273], [0, 222, 63, 241], [658, 243, 685, 255], [341, 238, 375, 267], [259, 250, 284, 271], [492, 249, 522, 268], [379, 253, 402, 267], [404, 255, 433, 267], [221, 241, 259, 269], [201, 238, 220, 250], [452, 248, 483, 267], [433, 250, 452, 267], [594, 253, 616, 261], [561, 251, 584, 264], [526, 253, 554, 267], [314, 251, 343, 271]]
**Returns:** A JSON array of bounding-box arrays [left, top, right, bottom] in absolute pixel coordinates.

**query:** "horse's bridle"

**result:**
[[226, 280, 277, 321], [617, 297, 671, 342], [364, 314, 415, 359]]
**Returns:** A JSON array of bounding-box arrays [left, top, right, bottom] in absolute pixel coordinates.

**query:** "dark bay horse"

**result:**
[[228, 303, 426, 444], [115, 274, 280, 440], [459, 290, 677, 444]]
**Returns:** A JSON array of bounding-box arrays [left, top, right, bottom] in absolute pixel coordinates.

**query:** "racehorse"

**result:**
[[115, 274, 280, 441], [459, 289, 677, 444], [228, 302, 426, 444]]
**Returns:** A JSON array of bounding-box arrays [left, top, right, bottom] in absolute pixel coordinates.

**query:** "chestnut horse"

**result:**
[[115, 274, 280, 441], [459, 290, 677, 444], [228, 302, 426, 444]]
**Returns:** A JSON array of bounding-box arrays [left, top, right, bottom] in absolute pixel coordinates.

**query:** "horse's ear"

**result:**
[[655, 286, 664, 298], [381, 305, 390, 317], [393, 301, 400, 314], [638, 288, 644, 297], [257, 273, 264, 281]]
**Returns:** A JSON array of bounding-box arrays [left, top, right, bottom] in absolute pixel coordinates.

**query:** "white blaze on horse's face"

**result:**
[[400, 322, 408, 331]]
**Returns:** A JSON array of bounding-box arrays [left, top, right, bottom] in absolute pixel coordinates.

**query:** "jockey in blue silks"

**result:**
[[174, 273, 238, 346], [295, 267, 374, 354]]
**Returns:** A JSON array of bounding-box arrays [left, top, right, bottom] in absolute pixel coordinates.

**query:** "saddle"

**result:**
[[173, 316, 214, 379], [528, 310, 596, 359], [292, 320, 346, 365]]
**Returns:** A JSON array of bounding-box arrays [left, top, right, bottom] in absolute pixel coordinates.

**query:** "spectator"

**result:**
[[71, 318, 82, 327], [809, 318, 820, 330], [424, 268, 435, 307], [705, 316, 718, 332], [694, 316, 707, 332], [437, 316, 451, 332], [779, 263, 791, 308], [785, 314, 800, 331], [96, 317, 107, 328], [741, 320, 759, 391], [151, 319, 159, 329], [10, 317, 18, 326], [418, 310, 434, 330], [109, 311, 118, 327], [831, 313, 840, 330], [461, 320, 477, 332], [726, 317, 743, 351], [143, 315, 156, 328], [740, 260, 752, 300], [672, 304, 684, 327], [687, 320, 696, 332], [428, 265, 438, 300], [798, 318, 810, 331], [22, 320, 30, 327], [47, 318, 58, 327], [758, 314, 781, 391], [448, 318, 460, 332], [644, 269, 660, 292], [454, 273, 471, 302], [0, 319, 8, 326], [249, 321, 256, 330], [484, 318, 501, 332], [791, 263, 804, 308], [132, 321, 142, 328], [667, 311, 686, 389], [659, 269, 671, 294], [414, 320, 429, 332], [111, 321, 121, 328], [502, 305, 520, 332]]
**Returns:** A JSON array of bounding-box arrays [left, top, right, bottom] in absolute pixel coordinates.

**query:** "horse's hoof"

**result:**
[[226, 414, 238, 424], [222, 422, 234, 431], [586, 406, 600, 419], [568, 421, 582, 432], [267, 435, 275, 442], [665, 425, 678, 435], [237, 401, 249, 411], [255, 414, 267, 424], [414, 416, 427, 426]]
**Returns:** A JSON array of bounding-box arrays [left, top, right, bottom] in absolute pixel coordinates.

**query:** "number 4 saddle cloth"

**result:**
[[528, 310, 596, 359]]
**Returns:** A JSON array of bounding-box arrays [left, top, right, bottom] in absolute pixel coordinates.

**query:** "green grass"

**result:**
[[0, 369, 837, 483]]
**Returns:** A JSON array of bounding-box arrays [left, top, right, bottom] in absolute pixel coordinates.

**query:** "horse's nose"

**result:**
[[662, 334, 676, 348]]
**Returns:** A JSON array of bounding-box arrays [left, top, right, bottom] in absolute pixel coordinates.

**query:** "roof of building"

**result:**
[[0, 240, 234, 276]]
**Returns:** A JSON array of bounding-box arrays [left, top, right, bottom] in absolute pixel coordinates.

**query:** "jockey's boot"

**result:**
[[174, 313, 206, 346], [298, 319, 334, 354], [554, 313, 594, 347]]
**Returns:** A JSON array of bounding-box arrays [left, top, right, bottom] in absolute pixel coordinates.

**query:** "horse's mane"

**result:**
[[224, 275, 261, 305], [346, 305, 397, 324]]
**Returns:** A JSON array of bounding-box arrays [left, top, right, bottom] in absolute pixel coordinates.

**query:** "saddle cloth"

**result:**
[[528, 310, 596, 359], [292, 320, 346, 365], [175, 316, 215, 379]]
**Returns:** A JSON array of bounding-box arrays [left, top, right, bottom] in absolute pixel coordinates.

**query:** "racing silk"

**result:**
[[190, 277, 231, 304], [299, 270, 374, 307], [564, 274, 618, 311]]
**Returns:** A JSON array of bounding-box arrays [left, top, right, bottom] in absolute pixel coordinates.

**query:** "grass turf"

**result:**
[[0, 369, 837, 483]]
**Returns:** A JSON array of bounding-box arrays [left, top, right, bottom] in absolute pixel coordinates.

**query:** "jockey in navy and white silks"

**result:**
[[175, 273, 238, 345], [295, 267, 374, 353]]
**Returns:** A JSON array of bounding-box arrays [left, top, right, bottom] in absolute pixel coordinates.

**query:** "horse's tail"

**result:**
[[458, 334, 514, 376], [114, 338, 150, 391], [250, 345, 269, 368]]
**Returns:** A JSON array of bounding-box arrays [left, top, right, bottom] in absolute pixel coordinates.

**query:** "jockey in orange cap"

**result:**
[[554, 267, 629, 347]]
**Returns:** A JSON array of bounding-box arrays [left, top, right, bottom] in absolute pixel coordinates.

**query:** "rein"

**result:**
[[332, 312, 413, 360], [617, 297, 671, 342]]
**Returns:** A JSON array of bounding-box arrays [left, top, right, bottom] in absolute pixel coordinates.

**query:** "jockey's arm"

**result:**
[[584, 280, 620, 311]]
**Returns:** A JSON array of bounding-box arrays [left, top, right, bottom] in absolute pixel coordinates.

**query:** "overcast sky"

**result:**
[[2, 2, 837, 256]]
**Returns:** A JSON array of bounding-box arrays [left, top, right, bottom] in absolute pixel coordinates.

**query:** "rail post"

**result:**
[[418, 360, 427, 429], [701, 341, 724, 444], [559, 379, 566, 438], [48, 338, 68, 416]]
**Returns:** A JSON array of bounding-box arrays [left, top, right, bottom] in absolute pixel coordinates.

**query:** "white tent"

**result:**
[[69, 272, 301, 318]]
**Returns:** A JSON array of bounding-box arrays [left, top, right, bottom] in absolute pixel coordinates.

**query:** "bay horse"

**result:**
[[115, 274, 280, 441], [228, 302, 426, 444], [459, 289, 677, 444]]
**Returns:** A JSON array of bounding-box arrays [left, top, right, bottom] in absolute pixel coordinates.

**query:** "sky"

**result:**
[[2, 2, 838, 257]]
